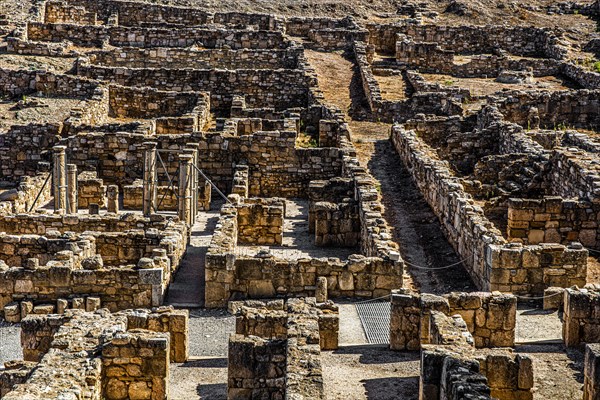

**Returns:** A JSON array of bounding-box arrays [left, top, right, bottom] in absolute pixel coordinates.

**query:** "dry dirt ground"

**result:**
[[421, 73, 578, 97], [321, 347, 420, 400], [0, 322, 22, 366]]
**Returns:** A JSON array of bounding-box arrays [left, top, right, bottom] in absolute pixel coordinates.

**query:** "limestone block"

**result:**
[[543, 287, 565, 310], [57, 298, 68, 314], [517, 354, 534, 390], [20, 301, 33, 320], [33, 304, 54, 314], [72, 297, 85, 310], [86, 297, 101, 312], [4, 302, 20, 323]]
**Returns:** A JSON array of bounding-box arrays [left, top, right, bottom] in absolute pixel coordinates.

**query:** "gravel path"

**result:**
[[188, 308, 235, 358], [170, 357, 228, 400], [338, 302, 368, 345], [0, 322, 22, 366], [169, 308, 234, 399]]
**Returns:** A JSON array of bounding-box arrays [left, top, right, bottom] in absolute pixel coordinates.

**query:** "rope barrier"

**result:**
[[512, 291, 564, 301], [352, 290, 564, 304], [354, 294, 392, 304], [404, 258, 467, 271], [28, 172, 51, 213]]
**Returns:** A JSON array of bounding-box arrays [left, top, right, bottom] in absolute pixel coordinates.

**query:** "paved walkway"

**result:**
[[165, 209, 219, 308]]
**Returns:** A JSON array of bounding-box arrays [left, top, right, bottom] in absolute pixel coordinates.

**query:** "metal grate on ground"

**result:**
[[355, 301, 391, 344]]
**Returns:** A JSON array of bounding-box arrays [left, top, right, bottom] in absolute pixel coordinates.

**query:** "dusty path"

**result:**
[[167, 206, 234, 399], [304, 49, 475, 294], [170, 308, 235, 399], [516, 344, 584, 400]]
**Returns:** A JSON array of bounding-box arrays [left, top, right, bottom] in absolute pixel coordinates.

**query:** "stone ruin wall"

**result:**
[[102, 330, 170, 400], [232, 298, 339, 351], [507, 197, 600, 248], [108, 85, 209, 121], [0, 172, 52, 216], [48, 130, 343, 198], [86, 46, 301, 71], [228, 298, 330, 400], [236, 198, 285, 246], [0, 231, 96, 268], [77, 171, 106, 208], [497, 90, 600, 131], [204, 202, 402, 308], [0, 212, 172, 235], [354, 41, 463, 123], [0, 266, 163, 314], [585, 343, 600, 400], [0, 215, 188, 314], [308, 178, 361, 248], [44, 1, 97, 25], [76, 61, 311, 112], [562, 287, 600, 348], [27, 22, 288, 49], [546, 148, 600, 202], [395, 36, 564, 79], [367, 23, 567, 57], [53, 0, 281, 30], [1, 307, 188, 400], [391, 121, 588, 294], [419, 309, 533, 400], [204, 109, 403, 307], [389, 290, 517, 351]]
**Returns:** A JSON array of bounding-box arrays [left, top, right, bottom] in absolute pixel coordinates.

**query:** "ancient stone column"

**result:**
[[52, 146, 67, 214], [66, 164, 78, 214], [178, 153, 193, 225], [184, 144, 199, 224], [143, 142, 158, 216], [107, 185, 119, 214]]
